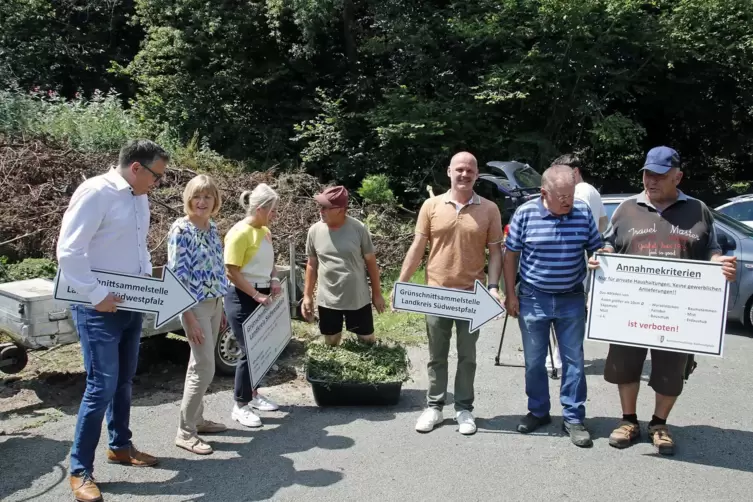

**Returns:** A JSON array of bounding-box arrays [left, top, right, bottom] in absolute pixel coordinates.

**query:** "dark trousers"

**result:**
[[223, 286, 268, 403]]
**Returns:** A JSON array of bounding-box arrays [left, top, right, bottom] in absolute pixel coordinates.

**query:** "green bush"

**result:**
[[0, 88, 136, 152], [0, 257, 9, 284], [0, 88, 238, 173], [4, 258, 58, 282], [357, 174, 396, 206]]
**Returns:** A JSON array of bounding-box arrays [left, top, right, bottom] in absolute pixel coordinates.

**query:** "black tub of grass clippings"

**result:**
[[305, 339, 410, 407]]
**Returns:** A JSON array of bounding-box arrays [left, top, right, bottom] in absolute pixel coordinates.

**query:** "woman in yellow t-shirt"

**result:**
[[223, 183, 282, 428]]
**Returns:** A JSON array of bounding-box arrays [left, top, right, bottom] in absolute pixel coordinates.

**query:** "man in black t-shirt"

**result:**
[[589, 146, 737, 456]]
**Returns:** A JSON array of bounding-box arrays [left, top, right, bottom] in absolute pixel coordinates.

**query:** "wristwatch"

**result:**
[[487, 284, 499, 290]]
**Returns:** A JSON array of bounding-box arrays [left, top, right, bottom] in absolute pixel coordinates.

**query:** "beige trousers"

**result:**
[[177, 297, 223, 440]]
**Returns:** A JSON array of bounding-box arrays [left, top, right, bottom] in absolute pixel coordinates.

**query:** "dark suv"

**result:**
[[474, 160, 543, 228]]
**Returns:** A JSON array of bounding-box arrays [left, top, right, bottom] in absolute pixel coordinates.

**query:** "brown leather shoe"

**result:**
[[649, 424, 675, 456], [608, 420, 641, 448], [70, 475, 103, 502], [106, 445, 159, 467]]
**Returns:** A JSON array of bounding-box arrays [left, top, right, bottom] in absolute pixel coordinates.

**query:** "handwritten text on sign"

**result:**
[[586, 253, 729, 357], [242, 278, 293, 389]]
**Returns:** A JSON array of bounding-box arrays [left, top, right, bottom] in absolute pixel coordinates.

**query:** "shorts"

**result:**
[[318, 304, 374, 336], [603, 344, 689, 397]]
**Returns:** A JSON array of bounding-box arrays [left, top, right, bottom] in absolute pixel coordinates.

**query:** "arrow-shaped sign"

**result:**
[[54, 267, 198, 329], [391, 279, 505, 332]]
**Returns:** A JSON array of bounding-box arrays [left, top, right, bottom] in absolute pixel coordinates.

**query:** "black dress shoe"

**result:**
[[517, 412, 552, 433]]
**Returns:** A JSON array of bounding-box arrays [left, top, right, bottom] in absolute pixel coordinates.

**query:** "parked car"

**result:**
[[601, 194, 753, 330], [474, 160, 542, 227], [715, 194, 753, 228]]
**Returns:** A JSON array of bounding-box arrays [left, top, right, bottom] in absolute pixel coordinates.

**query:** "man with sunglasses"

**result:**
[[57, 139, 169, 502], [503, 164, 603, 448]]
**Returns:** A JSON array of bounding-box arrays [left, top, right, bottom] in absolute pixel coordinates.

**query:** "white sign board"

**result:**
[[242, 277, 293, 389], [54, 267, 197, 329], [586, 253, 729, 357], [391, 279, 505, 332]]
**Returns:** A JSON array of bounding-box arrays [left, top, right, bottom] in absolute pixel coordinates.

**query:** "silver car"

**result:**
[[601, 194, 753, 331], [715, 194, 753, 228]]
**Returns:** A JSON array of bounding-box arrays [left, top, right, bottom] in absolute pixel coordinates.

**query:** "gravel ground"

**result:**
[[1, 318, 752, 502]]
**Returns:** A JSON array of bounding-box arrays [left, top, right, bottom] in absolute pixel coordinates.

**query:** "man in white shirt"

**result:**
[[551, 154, 608, 233], [57, 139, 168, 502]]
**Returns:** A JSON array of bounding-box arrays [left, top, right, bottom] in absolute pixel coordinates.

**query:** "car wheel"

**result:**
[[745, 297, 753, 331], [214, 326, 241, 376]]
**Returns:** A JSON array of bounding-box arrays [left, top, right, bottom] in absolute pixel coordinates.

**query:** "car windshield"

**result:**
[[513, 165, 543, 188], [711, 208, 753, 237]]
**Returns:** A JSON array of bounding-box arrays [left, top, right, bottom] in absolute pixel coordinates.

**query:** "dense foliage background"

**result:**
[[2, 0, 752, 207]]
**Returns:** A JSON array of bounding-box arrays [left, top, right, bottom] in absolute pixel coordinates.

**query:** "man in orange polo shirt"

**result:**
[[393, 151, 504, 435]]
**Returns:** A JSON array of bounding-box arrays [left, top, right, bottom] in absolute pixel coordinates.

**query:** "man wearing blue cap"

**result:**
[[588, 146, 737, 455]]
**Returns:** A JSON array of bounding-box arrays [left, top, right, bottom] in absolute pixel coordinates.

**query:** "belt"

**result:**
[[252, 282, 270, 288]]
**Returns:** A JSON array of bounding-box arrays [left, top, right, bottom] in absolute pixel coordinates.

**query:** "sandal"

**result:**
[[175, 436, 213, 455]]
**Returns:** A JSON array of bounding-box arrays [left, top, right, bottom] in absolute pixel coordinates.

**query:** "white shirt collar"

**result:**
[[105, 167, 134, 193]]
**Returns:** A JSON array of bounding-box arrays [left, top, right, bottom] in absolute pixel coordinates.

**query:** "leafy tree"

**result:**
[[0, 0, 140, 99]]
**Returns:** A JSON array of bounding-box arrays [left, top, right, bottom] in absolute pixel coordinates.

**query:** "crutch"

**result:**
[[548, 325, 559, 379], [494, 311, 557, 379], [494, 312, 511, 366]]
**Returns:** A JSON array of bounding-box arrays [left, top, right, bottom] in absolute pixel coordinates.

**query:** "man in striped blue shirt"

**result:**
[[503, 164, 603, 447]]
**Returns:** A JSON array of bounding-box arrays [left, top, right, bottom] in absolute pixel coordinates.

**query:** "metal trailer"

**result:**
[[0, 239, 305, 375]]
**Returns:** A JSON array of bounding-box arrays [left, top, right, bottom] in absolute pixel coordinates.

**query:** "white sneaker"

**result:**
[[415, 408, 443, 433], [546, 346, 562, 371], [455, 410, 477, 435], [251, 393, 279, 412], [231, 404, 262, 428]]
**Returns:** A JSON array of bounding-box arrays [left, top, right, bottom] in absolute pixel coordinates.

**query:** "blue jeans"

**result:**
[[517, 282, 587, 424], [69, 305, 143, 476]]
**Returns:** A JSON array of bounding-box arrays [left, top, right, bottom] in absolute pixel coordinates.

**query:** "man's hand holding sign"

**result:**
[[588, 146, 738, 457], [393, 152, 505, 437], [391, 280, 505, 332], [586, 251, 733, 356]]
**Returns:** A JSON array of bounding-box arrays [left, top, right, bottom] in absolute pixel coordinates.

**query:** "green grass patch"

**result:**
[[372, 267, 426, 346], [305, 338, 410, 384]]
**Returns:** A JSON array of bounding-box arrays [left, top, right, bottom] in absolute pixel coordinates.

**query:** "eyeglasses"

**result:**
[[543, 190, 573, 202], [139, 162, 163, 182]]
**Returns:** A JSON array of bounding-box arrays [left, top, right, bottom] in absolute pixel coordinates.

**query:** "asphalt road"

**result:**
[[2, 318, 753, 502]]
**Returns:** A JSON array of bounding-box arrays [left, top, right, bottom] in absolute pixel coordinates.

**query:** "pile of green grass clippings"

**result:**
[[306, 339, 411, 385]]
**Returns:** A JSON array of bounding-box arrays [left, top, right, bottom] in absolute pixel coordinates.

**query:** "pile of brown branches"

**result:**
[[0, 140, 414, 273]]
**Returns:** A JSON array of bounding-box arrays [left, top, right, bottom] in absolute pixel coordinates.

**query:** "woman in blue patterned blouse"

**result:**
[[167, 174, 230, 456]]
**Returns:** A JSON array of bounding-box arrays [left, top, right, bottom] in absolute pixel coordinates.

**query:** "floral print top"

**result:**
[[167, 217, 229, 302]]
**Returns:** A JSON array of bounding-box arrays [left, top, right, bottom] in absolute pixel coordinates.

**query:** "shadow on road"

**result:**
[[97, 388, 427, 501], [725, 322, 750, 338], [477, 414, 753, 473], [0, 335, 299, 423], [0, 433, 72, 502]]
